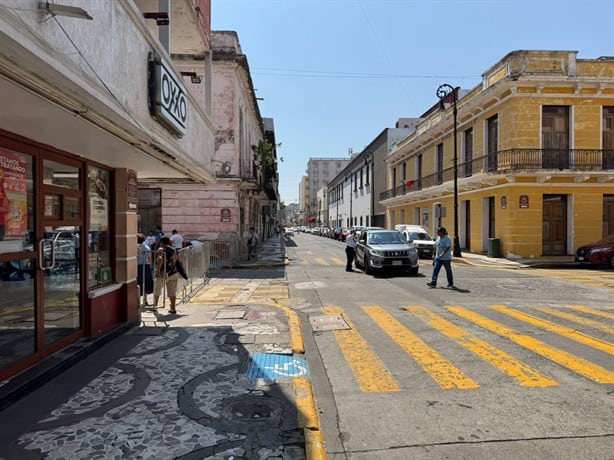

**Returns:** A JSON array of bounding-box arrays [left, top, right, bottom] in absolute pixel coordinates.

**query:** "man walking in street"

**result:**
[[427, 226, 454, 288]]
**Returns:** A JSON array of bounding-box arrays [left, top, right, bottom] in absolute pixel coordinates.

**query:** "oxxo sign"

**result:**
[[147, 51, 187, 137]]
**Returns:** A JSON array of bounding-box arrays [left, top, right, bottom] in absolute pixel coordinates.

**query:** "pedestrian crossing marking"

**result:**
[[322, 306, 400, 392], [528, 306, 614, 334], [363, 306, 478, 389], [447, 306, 614, 383], [331, 257, 344, 265], [403, 306, 557, 387], [567, 305, 614, 320], [491, 305, 614, 355], [314, 257, 329, 266]]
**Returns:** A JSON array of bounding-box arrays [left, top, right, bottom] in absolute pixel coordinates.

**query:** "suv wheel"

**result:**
[[364, 255, 372, 275]]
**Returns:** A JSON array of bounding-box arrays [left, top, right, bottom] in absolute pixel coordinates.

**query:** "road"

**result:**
[[285, 232, 614, 460]]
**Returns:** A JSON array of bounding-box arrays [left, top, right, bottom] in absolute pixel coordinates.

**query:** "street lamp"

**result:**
[[345, 172, 353, 227], [365, 154, 374, 226], [336, 185, 339, 227], [436, 83, 462, 257]]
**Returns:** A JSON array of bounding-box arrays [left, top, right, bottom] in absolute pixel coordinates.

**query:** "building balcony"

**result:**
[[381, 149, 614, 201]]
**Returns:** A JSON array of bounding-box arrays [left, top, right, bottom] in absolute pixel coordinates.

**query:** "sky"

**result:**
[[211, 0, 614, 204]]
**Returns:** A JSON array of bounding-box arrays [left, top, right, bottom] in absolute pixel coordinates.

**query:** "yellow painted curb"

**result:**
[[277, 303, 305, 354], [294, 376, 326, 459]]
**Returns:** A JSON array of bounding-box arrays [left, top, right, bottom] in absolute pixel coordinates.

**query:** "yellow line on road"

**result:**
[[529, 306, 614, 334], [314, 257, 329, 266], [491, 305, 614, 355], [568, 305, 614, 320], [363, 306, 478, 389], [447, 306, 614, 383], [331, 257, 344, 265], [404, 306, 556, 387], [322, 306, 399, 392]]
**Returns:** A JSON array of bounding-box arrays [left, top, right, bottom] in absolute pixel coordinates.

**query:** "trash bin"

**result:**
[[488, 238, 501, 258]]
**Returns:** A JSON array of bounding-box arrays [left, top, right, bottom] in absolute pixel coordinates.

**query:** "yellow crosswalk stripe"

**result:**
[[447, 306, 614, 383], [529, 306, 614, 334], [491, 305, 614, 355], [567, 305, 614, 320], [403, 306, 556, 387], [314, 257, 329, 266], [363, 306, 478, 389], [322, 306, 399, 392], [331, 257, 344, 265]]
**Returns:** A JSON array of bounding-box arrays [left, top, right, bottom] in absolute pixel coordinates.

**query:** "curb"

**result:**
[[294, 377, 326, 460]]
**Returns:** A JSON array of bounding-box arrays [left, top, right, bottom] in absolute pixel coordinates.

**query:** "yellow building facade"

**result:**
[[383, 50, 614, 260]]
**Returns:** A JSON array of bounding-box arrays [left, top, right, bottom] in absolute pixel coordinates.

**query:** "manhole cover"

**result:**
[[310, 314, 350, 331], [216, 309, 246, 319], [246, 352, 310, 378]]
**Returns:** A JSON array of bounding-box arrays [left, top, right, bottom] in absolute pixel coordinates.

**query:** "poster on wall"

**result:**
[[0, 149, 27, 240], [88, 167, 109, 231]]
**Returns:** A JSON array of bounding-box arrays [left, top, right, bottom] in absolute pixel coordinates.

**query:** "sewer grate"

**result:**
[[246, 352, 310, 379], [309, 314, 350, 332]]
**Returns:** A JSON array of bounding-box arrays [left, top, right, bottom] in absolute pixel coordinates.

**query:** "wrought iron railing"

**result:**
[[380, 149, 614, 201]]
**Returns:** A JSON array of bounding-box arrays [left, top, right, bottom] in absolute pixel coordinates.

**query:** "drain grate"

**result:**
[[246, 352, 310, 379]]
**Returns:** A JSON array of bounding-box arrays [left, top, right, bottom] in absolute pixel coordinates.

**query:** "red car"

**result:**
[[574, 234, 614, 268]]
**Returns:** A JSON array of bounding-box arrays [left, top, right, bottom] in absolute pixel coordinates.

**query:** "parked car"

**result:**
[[396, 225, 436, 259], [575, 234, 614, 268], [355, 229, 419, 275]]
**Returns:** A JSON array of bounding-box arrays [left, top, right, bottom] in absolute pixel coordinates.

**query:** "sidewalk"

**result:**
[[454, 251, 577, 269], [0, 235, 325, 460]]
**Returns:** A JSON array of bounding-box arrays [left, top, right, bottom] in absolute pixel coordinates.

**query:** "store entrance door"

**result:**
[[38, 157, 84, 350], [0, 149, 86, 380]]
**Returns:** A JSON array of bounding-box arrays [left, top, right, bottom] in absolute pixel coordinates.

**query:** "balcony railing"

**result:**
[[380, 149, 614, 201]]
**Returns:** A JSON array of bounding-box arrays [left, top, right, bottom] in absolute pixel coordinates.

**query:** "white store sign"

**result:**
[[147, 51, 187, 137]]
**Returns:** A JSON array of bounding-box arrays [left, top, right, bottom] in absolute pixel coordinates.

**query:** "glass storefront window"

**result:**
[[87, 166, 111, 287], [43, 160, 79, 189], [0, 148, 32, 253], [0, 149, 34, 369]]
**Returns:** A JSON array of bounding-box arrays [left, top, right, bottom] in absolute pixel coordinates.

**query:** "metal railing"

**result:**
[[138, 239, 245, 308], [381, 148, 614, 201]]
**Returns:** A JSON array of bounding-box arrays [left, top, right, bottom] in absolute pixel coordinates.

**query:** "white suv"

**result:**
[[395, 225, 436, 259]]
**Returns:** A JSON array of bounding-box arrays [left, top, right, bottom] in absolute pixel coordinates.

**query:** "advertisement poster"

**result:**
[[0, 149, 27, 239]]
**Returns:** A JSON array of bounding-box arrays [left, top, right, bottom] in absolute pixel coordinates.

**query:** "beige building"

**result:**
[[383, 50, 614, 259]]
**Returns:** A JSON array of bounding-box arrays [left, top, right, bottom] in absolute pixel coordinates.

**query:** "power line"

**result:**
[[251, 67, 480, 80]]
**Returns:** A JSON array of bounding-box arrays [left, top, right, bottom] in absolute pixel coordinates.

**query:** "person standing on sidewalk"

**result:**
[[345, 229, 358, 272], [153, 236, 179, 313], [247, 226, 259, 260], [427, 226, 454, 288], [170, 229, 184, 249]]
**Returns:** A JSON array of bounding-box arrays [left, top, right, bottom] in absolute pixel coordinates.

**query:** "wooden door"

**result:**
[[542, 106, 570, 169], [542, 194, 567, 255]]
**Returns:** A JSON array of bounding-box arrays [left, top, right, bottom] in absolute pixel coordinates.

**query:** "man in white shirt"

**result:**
[[345, 229, 358, 272], [169, 229, 184, 250]]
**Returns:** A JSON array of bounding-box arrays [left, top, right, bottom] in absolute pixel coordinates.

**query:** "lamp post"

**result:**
[[365, 154, 374, 226], [437, 83, 462, 257], [336, 185, 339, 227], [345, 172, 353, 227]]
